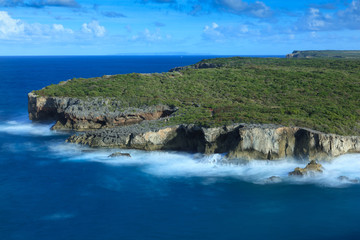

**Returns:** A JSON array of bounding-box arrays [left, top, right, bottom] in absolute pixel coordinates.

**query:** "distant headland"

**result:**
[[286, 50, 360, 59]]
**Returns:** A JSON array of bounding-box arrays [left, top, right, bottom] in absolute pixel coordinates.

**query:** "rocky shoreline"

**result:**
[[28, 92, 360, 161], [67, 122, 360, 161]]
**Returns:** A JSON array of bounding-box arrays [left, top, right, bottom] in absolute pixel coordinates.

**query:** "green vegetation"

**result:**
[[287, 50, 360, 59], [34, 57, 360, 135]]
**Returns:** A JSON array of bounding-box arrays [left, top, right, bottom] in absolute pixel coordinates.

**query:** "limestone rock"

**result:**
[[66, 123, 360, 161], [289, 160, 323, 176], [28, 92, 177, 131]]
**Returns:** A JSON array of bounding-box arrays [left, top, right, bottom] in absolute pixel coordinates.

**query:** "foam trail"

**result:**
[[0, 120, 64, 136], [50, 142, 360, 188]]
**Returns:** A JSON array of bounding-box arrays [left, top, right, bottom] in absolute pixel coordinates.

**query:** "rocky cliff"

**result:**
[[28, 92, 360, 161], [67, 123, 360, 161], [28, 92, 177, 131]]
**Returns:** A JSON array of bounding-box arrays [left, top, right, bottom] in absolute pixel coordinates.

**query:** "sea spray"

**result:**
[[48, 142, 360, 187], [0, 120, 65, 136]]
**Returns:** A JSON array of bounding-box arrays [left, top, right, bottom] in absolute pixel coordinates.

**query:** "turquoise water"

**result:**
[[1, 56, 360, 240]]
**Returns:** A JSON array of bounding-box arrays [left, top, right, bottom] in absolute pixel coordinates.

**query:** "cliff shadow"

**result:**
[[161, 125, 206, 153], [213, 125, 243, 153], [294, 129, 310, 160]]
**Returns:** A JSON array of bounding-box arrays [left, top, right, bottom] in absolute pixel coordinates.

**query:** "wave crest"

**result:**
[[50, 142, 360, 188]]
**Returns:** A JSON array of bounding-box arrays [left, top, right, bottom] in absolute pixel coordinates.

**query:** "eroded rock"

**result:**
[[67, 124, 360, 160], [289, 160, 323, 176], [28, 92, 177, 131]]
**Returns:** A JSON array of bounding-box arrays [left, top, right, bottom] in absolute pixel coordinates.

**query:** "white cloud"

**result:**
[[132, 28, 169, 42], [81, 20, 106, 37], [0, 11, 25, 39], [294, 0, 360, 32], [337, 0, 360, 29], [52, 23, 73, 34], [203, 22, 252, 41], [0, 11, 105, 41]]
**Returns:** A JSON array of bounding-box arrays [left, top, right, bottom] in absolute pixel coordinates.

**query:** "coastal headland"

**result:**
[[28, 55, 360, 161]]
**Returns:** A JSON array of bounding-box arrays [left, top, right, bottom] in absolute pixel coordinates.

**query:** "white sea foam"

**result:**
[[50, 142, 360, 187], [0, 120, 63, 136]]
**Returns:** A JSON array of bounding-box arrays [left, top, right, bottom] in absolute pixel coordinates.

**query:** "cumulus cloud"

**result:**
[[81, 20, 106, 37], [202, 22, 252, 41], [296, 8, 333, 31], [0, 11, 74, 39], [337, 0, 360, 29], [295, 0, 360, 32], [0, 11, 105, 41], [132, 28, 170, 42], [0, 11, 24, 38]]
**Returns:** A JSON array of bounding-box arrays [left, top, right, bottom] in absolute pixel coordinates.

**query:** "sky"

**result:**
[[0, 0, 360, 55]]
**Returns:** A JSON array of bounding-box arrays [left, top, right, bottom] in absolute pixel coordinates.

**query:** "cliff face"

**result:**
[[67, 124, 360, 161], [29, 92, 360, 160], [28, 92, 176, 131]]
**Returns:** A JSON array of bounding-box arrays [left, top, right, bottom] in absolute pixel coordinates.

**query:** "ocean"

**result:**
[[1, 56, 360, 240]]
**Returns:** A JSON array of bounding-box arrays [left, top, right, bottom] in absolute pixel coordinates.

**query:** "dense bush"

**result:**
[[34, 57, 360, 135]]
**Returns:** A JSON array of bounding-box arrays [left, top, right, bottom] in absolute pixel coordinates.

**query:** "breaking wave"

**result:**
[[49, 142, 360, 188], [0, 120, 65, 136]]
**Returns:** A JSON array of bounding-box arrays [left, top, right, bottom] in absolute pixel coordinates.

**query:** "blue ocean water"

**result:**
[[0, 56, 360, 240]]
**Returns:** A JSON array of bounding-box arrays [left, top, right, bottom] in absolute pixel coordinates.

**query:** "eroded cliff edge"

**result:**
[[28, 92, 177, 131], [67, 123, 360, 161]]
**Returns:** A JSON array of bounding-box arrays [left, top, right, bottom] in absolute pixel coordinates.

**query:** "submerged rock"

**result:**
[[108, 152, 131, 158], [264, 176, 282, 183], [289, 160, 323, 176], [337, 176, 359, 183]]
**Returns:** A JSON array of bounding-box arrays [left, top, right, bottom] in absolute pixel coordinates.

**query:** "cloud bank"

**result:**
[[0, 11, 105, 40]]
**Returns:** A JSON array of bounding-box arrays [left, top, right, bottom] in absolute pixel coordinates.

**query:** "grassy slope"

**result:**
[[34, 57, 360, 135]]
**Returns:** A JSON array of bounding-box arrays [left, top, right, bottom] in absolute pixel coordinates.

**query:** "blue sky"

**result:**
[[0, 0, 360, 55]]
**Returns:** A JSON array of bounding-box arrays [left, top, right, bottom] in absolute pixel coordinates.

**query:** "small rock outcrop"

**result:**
[[28, 92, 177, 131], [289, 160, 323, 176], [108, 152, 131, 158]]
